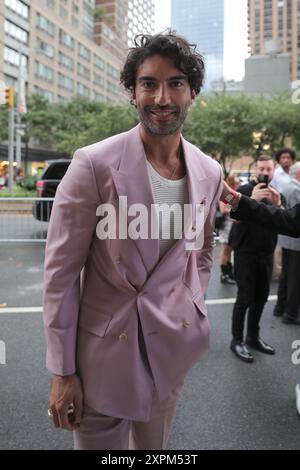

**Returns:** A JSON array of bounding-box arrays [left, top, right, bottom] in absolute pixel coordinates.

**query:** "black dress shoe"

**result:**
[[282, 314, 300, 325], [230, 339, 254, 363], [246, 337, 275, 355]]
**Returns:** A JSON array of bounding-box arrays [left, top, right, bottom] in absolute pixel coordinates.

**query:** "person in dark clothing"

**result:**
[[229, 155, 282, 363], [228, 193, 300, 238], [220, 180, 300, 413]]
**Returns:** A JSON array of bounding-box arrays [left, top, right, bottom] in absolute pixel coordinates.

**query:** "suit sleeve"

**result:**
[[232, 195, 300, 238], [43, 149, 101, 376], [196, 164, 223, 294]]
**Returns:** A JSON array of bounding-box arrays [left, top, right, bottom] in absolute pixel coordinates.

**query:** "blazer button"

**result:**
[[170, 287, 176, 294], [115, 256, 122, 264], [119, 332, 128, 341], [182, 320, 191, 328], [192, 225, 196, 232]]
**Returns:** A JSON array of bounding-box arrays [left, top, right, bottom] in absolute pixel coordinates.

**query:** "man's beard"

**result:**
[[137, 104, 190, 136]]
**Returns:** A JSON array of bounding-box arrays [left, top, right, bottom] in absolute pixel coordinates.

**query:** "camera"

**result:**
[[257, 174, 269, 187]]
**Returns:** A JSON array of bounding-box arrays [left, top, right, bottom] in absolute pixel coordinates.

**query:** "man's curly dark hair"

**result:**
[[120, 32, 205, 95]]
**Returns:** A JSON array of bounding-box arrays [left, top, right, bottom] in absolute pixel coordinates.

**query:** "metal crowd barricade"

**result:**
[[0, 198, 54, 242]]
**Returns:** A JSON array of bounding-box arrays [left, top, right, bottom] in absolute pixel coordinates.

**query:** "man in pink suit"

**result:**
[[44, 32, 223, 450]]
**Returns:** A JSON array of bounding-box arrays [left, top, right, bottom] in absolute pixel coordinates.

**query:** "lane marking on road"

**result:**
[[0, 295, 278, 314], [0, 307, 43, 314], [206, 295, 277, 305]]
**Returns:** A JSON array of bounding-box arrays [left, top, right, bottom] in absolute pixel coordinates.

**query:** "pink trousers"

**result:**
[[73, 384, 183, 450]]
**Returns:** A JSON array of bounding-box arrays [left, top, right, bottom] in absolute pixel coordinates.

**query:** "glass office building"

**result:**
[[171, 0, 225, 91]]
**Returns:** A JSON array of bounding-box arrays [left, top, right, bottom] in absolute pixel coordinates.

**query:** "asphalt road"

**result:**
[[0, 242, 299, 450]]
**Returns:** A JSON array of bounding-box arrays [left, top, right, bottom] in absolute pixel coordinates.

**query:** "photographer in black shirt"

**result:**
[[229, 155, 283, 363]]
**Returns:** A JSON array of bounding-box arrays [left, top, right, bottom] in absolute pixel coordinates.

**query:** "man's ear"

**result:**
[[130, 87, 136, 107], [191, 89, 196, 102]]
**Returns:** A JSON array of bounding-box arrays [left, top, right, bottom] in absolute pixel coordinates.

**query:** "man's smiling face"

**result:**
[[132, 54, 196, 136]]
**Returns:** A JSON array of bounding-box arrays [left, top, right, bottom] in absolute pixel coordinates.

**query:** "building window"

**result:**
[[59, 6, 68, 20], [59, 29, 74, 49], [33, 86, 53, 102], [93, 73, 104, 87], [78, 43, 91, 61], [107, 64, 119, 80], [77, 82, 89, 98], [102, 23, 115, 41], [46, 0, 55, 8], [4, 46, 27, 69], [4, 20, 28, 44], [72, 2, 79, 14], [107, 82, 118, 95], [36, 38, 55, 58], [72, 16, 79, 28], [58, 51, 74, 70], [94, 91, 105, 102], [77, 63, 90, 80], [35, 61, 54, 82], [58, 73, 74, 91], [94, 55, 105, 70], [36, 13, 55, 37], [5, 0, 29, 19]]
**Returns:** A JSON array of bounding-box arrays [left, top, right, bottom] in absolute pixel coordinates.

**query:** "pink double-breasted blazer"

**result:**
[[43, 124, 223, 421]]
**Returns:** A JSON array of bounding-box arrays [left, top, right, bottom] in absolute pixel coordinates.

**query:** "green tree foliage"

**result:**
[[184, 93, 256, 175], [23, 93, 58, 147], [249, 92, 300, 156], [183, 91, 300, 176], [0, 105, 8, 142], [55, 99, 138, 154]]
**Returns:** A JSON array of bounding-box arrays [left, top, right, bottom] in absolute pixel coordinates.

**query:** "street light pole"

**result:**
[[16, 46, 26, 179], [8, 104, 15, 192], [16, 47, 45, 178], [16, 52, 22, 178]]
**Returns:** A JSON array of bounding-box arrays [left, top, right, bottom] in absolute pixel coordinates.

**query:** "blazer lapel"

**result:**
[[182, 137, 209, 243], [110, 124, 160, 274], [157, 137, 209, 261], [110, 126, 212, 276], [141, 136, 212, 286]]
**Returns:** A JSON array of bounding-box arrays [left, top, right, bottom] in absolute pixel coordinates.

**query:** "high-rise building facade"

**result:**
[[127, 0, 155, 47], [94, 0, 155, 62], [248, 0, 300, 82], [171, 0, 225, 91], [0, 0, 126, 104], [94, 0, 128, 61]]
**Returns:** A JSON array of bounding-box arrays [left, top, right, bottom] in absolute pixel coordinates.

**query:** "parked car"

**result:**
[[238, 172, 252, 186], [32, 159, 71, 222]]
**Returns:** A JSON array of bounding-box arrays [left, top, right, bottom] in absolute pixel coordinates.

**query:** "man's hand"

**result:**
[[48, 373, 83, 431], [268, 186, 282, 207], [220, 180, 241, 211], [251, 183, 272, 202]]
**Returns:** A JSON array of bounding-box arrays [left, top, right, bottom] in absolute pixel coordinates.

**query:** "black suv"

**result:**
[[33, 159, 71, 222]]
